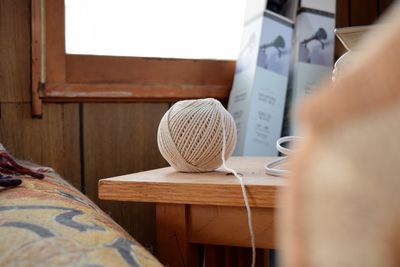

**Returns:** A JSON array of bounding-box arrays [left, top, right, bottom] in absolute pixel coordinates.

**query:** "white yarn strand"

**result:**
[[220, 104, 256, 267]]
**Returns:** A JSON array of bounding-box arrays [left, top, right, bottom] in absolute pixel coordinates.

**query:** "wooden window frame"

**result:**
[[31, 0, 235, 116]]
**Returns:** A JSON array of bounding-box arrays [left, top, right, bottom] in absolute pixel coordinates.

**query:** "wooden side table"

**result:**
[[98, 157, 285, 267]]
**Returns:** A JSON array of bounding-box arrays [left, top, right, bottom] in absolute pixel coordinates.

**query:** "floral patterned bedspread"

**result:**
[[0, 168, 162, 267]]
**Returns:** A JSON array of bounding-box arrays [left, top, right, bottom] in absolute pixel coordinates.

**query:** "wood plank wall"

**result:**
[[0, 0, 395, 254]]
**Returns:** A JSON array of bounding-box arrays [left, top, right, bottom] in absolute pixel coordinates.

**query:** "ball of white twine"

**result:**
[[157, 98, 256, 267], [157, 98, 237, 172]]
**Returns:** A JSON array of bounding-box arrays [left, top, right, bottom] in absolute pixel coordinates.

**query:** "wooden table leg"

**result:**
[[156, 203, 201, 267]]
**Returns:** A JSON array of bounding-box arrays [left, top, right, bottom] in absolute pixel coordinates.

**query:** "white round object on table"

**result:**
[[157, 98, 237, 172]]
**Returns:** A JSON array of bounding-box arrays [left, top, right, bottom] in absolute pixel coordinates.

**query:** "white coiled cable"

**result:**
[[265, 136, 302, 176]]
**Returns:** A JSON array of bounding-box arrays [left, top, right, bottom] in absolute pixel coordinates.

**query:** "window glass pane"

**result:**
[[65, 0, 246, 60]]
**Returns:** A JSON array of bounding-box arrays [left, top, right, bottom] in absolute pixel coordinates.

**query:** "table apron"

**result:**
[[188, 205, 276, 249]]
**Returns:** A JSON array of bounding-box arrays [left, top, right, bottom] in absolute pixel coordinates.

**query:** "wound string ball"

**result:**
[[157, 98, 236, 172], [157, 98, 256, 267]]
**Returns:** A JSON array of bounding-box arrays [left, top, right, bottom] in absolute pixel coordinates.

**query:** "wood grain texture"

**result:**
[[189, 205, 275, 249], [31, 0, 43, 116], [378, 0, 395, 16], [0, 103, 81, 188], [62, 103, 81, 190], [156, 204, 200, 267], [203, 245, 271, 267], [336, 0, 350, 28], [83, 102, 168, 249], [350, 0, 378, 26], [99, 157, 285, 208], [334, 0, 395, 59], [335, 0, 350, 59], [0, 0, 31, 102], [42, 82, 230, 101], [45, 0, 66, 83], [66, 54, 235, 85]]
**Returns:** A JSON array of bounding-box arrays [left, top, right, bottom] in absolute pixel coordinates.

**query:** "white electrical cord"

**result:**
[[265, 136, 302, 176]]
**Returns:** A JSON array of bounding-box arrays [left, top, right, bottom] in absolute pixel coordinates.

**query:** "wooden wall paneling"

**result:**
[[61, 103, 81, 189], [31, 0, 43, 116], [45, 0, 66, 83], [83, 102, 168, 249], [336, 0, 350, 27], [335, 0, 351, 58], [334, 0, 395, 59], [378, 0, 395, 16], [350, 0, 378, 26], [0, 0, 31, 102], [0, 103, 81, 188]]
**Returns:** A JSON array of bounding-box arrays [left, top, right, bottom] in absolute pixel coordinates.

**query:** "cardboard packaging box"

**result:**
[[228, 0, 297, 156], [285, 0, 336, 135], [333, 25, 372, 80]]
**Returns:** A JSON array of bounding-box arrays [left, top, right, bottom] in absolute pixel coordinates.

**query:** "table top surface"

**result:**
[[98, 157, 285, 208]]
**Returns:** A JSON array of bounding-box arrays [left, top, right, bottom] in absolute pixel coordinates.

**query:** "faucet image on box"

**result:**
[[260, 35, 285, 57], [299, 27, 332, 65], [258, 35, 285, 70], [301, 28, 328, 49]]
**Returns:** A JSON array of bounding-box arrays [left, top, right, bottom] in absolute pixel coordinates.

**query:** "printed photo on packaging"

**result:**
[[256, 15, 292, 76], [297, 12, 335, 66]]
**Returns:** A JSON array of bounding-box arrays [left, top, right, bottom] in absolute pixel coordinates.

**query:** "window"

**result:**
[[31, 0, 244, 116], [65, 0, 245, 60]]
